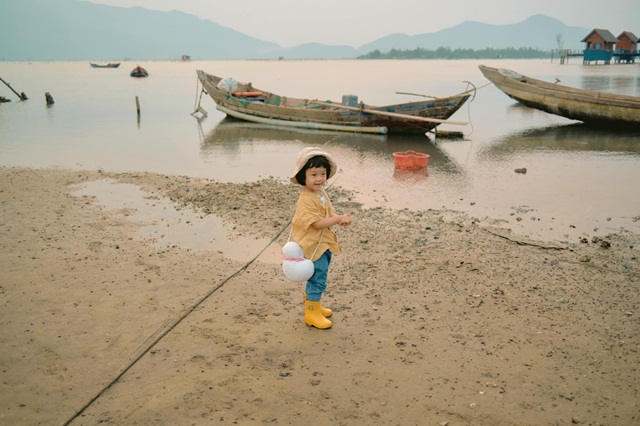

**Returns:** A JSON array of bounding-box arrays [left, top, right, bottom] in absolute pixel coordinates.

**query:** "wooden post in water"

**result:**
[[0, 77, 28, 100], [135, 96, 140, 116], [135, 96, 141, 125]]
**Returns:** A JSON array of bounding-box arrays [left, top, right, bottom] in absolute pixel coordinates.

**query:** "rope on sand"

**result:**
[[64, 139, 342, 425], [484, 228, 567, 250], [63, 221, 291, 425]]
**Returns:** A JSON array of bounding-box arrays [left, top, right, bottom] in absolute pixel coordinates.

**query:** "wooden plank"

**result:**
[[309, 100, 467, 125], [0, 77, 26, 100]]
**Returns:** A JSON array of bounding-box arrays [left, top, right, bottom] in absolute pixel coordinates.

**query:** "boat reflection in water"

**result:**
[[480, 123, 640, 158], [200, 117, 462, 180], [200, 117, 385, 150]]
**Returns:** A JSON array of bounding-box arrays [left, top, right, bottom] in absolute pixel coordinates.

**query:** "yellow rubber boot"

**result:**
[[303, 294, 332, 318], [304, 300, 333, 329]]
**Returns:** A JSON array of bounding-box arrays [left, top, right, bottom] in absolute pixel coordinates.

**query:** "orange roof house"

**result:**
[[581, 29, 618, 51], [614, 31, 638, 63], [581, 29, 618, 64], [616, 31, 638, 52]]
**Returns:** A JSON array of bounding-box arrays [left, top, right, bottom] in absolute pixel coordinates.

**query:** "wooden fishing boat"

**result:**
[[479, 65, 640, 128], [90, 62, 120, 68], [130, 66, 148, 78], [196, 70, 470, 134]]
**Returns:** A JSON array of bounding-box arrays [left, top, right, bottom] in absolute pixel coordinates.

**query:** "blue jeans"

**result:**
[[305, 250, 332, 302]]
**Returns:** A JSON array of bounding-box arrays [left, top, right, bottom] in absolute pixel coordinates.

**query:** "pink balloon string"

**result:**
[[282, 254, 306, 262]]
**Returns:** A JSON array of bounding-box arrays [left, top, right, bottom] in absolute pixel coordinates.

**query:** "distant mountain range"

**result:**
[[1, 0, 591, 61]]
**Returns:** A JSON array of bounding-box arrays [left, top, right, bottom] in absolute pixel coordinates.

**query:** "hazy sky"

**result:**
[[83, 0, 638, 47]]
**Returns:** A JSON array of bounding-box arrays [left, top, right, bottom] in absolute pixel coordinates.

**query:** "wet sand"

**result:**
[[1, 166, 638, 425]]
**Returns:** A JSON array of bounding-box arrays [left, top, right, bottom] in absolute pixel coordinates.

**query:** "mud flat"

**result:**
[[1, 166, 638, 425]]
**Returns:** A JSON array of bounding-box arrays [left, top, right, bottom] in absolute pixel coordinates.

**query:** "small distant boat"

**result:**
[[90, 63, 120, 68], [195, 70, 470, 134], [130, 66, 149, 78], [479, 65, 640, 128]]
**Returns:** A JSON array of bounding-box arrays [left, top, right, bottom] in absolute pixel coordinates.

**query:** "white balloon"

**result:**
[[282, 241, 304, 259], [283, 259, 315, 282]]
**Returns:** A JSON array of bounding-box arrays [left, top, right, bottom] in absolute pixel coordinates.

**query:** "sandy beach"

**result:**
[[1, 165, 638, 425]]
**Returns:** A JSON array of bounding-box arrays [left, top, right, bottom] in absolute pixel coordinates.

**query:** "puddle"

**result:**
[[74, 179, 275, 263]]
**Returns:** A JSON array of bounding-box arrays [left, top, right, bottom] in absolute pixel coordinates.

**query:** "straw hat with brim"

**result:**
[[290, 147, 338, 185]]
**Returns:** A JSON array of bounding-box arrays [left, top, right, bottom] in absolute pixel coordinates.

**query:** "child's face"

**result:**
[[304, 166, 327, 192]]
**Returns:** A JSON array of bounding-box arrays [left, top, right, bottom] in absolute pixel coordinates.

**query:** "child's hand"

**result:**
[[338, 213, 352, 226]]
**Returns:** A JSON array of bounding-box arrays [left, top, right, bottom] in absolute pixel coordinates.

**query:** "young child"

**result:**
[[290, 147, 352, 329]]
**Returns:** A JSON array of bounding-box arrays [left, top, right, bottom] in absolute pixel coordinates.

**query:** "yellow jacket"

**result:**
[[291, 189, 341, 261]]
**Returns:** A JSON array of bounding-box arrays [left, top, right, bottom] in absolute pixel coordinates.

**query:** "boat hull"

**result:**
[[130, 66, 148, 78], [196, 70, 469, 134], [90, 63, 120, 68], [479, 65, 640, 128]]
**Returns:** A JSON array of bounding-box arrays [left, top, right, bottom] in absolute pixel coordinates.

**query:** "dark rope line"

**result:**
[[64, 138, 342, 424], [62, 222, 291, 425], [484, 228, 566, 250]]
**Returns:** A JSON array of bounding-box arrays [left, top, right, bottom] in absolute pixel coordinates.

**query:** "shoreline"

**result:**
[[1, 166, 638, 425]]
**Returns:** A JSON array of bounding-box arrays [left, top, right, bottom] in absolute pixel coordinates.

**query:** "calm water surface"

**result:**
[[1, 59, 639, 243]]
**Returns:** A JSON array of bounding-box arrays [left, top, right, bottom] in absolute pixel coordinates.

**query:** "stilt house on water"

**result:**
[[559, 29, 638, 64], [582, 29, 618, 64], [614, 31, 639, 63]]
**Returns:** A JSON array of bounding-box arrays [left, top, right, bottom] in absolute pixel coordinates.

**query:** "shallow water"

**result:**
[[73, 180, 271, 261], [1, 59, 639, 243]]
